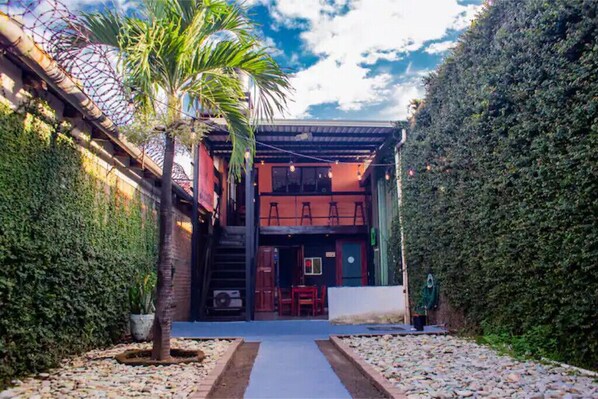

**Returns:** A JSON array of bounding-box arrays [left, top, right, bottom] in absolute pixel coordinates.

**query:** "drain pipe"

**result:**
[[394, 128, 410, 325]]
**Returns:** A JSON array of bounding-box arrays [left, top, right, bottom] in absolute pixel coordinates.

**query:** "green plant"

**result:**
[[0, 100, 158, 388], [129, 272, 157, 315], [401, 0, 597, 369], [70, 0, 290, 360]]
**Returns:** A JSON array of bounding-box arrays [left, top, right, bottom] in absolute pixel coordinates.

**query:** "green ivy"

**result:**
[[402, 0, 597, 368], [0, 101, 158, 387]]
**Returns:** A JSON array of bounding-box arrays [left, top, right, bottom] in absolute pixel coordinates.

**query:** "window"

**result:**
[[302, 167, 316, 192], [304, 257, 323, 275], [271, 166, 332, 193], [287, 168, 301, 193], [272, 167, 287, 193], [315, 167, 331, 193]]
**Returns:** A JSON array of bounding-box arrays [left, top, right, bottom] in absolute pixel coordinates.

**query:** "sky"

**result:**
[[57, 0, 485, 121], [244, 0, 485, 121]]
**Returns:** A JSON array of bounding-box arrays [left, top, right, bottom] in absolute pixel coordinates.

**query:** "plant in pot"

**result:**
[[129, 272, 157, 341]]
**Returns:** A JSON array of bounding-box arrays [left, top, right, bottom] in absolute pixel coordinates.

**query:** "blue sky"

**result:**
[[244, 0, 485, 120], [69, 0, 484, 121]]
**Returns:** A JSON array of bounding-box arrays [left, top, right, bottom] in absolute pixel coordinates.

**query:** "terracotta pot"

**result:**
[[129, 314, 154, 341]]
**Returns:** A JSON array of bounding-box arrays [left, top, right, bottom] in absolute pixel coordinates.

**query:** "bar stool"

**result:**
[[328, 201, 340, 225], [353, 201, 365, 225], [300, 202, 313, 225], [268, 202, 280, 226]]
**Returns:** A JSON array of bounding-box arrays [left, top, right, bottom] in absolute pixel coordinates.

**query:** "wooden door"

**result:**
[[255, 246, 275, 311]]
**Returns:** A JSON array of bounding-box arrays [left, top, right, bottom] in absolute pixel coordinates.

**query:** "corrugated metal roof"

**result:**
[[206, 119, 399, 163]]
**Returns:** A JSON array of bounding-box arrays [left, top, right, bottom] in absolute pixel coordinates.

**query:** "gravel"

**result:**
[[0, 339, 231, 399], [343, 335, 598, 398]]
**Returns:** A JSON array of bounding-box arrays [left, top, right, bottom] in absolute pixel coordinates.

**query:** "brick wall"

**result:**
[[173, 212, 192, 321]]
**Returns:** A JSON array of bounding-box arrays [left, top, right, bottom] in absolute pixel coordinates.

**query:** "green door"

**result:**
[[341, 241, 363, 286]]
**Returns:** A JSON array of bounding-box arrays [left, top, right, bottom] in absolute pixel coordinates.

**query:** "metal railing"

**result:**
[[258, 191, 370, 227]]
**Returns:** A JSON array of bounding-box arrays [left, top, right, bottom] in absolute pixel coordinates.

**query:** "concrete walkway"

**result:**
[[173, 320, 444, 398]]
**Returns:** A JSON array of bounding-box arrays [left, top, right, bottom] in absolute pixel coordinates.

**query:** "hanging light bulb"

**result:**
[[408, 169, 415, 177], [289, 161, 296, 172], [426, 164, 432, 171], [357, 164, 362, 181], [328, 168, 333, 178], [244, 147, 251, 160], [385, 169, 391, 181], [260, 160, 265, 165], [335, 160, 339, 165]]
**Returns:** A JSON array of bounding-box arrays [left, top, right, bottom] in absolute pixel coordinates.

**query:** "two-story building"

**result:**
[[196, 120, 406, 322]]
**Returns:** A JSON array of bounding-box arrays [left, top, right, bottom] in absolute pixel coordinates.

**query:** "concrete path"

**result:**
[[244, 338, 351, 398], [173, 320, 444, 398]]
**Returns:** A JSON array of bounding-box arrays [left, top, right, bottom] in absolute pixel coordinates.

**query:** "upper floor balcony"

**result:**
[[256, 163, 369, 235]]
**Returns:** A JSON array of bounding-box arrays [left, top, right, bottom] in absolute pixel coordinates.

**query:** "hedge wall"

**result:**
[[402, 0, 597, 368], [0, 101, 158, 387]]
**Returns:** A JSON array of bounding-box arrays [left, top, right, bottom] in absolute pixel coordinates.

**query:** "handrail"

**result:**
[[198, 225, 218, 320], [260, 191, 370, 197], [258, 191, 369, 226]]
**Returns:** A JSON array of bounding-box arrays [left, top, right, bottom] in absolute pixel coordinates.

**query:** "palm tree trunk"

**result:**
[[152, 132, 175, 360]]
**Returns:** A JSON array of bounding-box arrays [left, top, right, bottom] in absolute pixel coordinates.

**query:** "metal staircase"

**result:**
[[202, 226, 247, 321]]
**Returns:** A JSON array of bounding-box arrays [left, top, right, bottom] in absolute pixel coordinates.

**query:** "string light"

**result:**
[[328, 168, 333, 179], [289, 160, 296, 172], [244, 147, 251, 160], [426, 164, 431, 171], [260, 160, 265, 165], [357, 164, 362, 181], [408, 169, 415, 177], [385, 169, 391, 181]]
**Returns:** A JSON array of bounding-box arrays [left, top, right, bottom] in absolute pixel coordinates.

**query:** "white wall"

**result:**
[[328, 286, 405, 324]]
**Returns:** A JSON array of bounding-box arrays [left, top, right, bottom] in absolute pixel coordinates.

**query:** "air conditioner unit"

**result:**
[[213, 290, 242, 309]]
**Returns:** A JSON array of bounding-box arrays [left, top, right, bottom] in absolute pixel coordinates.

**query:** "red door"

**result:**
[[255, 246, 275, 311]]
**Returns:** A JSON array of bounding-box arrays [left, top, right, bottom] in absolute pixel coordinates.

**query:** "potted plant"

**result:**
[[129, 272, 157, 341], [412, 306, 427, 331]]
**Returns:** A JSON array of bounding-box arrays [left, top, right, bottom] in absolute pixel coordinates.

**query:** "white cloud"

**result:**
[[263, 0, 481, 118], [272, 0, 478, 64], [424, 40, 457, 54], [379, 82, 425, 120], [262, 36, 284, 56], [280, 58, 392, 118]]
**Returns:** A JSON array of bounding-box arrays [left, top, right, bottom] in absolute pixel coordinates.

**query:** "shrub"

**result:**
[[0, 101, 158, 387], [402, 0, 597, 368]]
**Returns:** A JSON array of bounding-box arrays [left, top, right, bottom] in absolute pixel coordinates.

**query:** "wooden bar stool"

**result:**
[[300, 202, 313, 225], [268, 202, 280, 226], [328, 201, 340, 225], [353, 201, 365, 225]]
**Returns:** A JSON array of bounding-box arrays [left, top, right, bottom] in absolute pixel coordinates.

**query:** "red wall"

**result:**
[[256, 163, 366, 226]]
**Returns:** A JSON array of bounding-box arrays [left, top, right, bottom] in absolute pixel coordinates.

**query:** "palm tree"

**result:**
[[72, 0, 289, 360]]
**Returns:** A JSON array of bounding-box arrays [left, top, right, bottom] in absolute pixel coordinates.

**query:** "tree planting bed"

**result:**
[[0, 339, 236, 399], [336, 335, 597, 398]]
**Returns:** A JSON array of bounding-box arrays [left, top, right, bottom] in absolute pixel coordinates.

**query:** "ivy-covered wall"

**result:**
[[402, 0, 597, 368], [0, 101, 158, 387]]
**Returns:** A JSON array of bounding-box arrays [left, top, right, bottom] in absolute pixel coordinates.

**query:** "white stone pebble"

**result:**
[[343, 335, 598, 398], [0, 339, 231, 398]]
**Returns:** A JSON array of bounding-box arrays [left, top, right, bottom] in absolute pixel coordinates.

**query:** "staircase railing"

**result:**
[[198, 224, 219, 320]]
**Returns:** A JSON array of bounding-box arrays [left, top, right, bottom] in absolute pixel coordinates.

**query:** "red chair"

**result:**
[[294, 286, 317, 316], [316, 285, 327, 315], [278, 288, 293, 316]]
